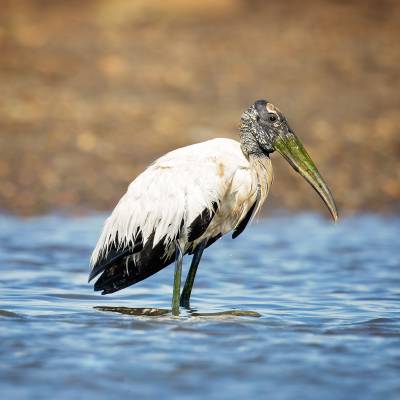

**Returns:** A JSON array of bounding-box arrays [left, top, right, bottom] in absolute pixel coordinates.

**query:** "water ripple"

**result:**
[[0, 213, 399, 400]]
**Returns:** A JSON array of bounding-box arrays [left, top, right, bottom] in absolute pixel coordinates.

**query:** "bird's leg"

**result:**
[[172, 241, 184, 316], [180, 240, 206, 308]]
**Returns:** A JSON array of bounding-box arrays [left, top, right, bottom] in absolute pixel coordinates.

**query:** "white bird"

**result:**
[[89, 99, 337, 315]]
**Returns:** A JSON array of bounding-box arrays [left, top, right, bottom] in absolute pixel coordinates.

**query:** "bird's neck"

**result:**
[[239, 121, 265, 158], [239, 122, 273, 204], [249, 153, 273, 199]]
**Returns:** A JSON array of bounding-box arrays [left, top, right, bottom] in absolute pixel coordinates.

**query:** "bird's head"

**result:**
[[240, 99, 338, 221]]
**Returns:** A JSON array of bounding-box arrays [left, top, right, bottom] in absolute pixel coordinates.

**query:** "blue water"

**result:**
[[0, 213, 399, 400]]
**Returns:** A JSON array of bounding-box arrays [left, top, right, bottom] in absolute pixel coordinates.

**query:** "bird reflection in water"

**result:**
[[94, 306, 261, 318]]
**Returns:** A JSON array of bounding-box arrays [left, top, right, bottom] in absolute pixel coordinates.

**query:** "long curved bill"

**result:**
[[274, 130, 338, 221]]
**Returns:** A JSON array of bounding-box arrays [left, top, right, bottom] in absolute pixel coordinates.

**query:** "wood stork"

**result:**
[[89, 99, 338, 315]]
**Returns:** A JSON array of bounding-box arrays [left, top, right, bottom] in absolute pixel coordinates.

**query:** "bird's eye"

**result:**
[[268, 114, 277, 122]]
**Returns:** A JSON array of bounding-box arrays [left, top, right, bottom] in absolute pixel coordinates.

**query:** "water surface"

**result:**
[[0, 214, 399, 399]]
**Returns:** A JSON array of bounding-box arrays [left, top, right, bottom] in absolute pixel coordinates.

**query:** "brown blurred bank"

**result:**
[[0, 0, 399, 216]]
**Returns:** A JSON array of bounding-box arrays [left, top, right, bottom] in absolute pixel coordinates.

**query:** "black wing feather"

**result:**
[[88, 231, 143, 282], [232, 189, 261, 239], [187, 202, 218, 242], [91, 202, 221, 295], [93, 232, 176, 294]]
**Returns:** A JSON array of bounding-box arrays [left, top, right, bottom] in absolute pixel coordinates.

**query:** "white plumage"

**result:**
[[90, 138, 273, 270], [88, 99, 337, 313]]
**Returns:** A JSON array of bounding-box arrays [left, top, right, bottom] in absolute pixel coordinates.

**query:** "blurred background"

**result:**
[[0, 0, 399, 216]]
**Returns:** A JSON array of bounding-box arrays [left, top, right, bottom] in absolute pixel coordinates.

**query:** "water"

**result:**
[[0, 213, 399, 400]]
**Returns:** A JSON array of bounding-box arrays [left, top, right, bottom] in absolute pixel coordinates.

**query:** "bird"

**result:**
[[89, 99, 338, 315]]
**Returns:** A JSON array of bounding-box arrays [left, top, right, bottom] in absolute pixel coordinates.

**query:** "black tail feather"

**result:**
[[91, 204, 222, 294], [93, 233, 176, 295], [88, 232, 143, 282]]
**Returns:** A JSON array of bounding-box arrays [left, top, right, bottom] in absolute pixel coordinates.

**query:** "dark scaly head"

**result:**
[[240, 99, 338, 221]]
